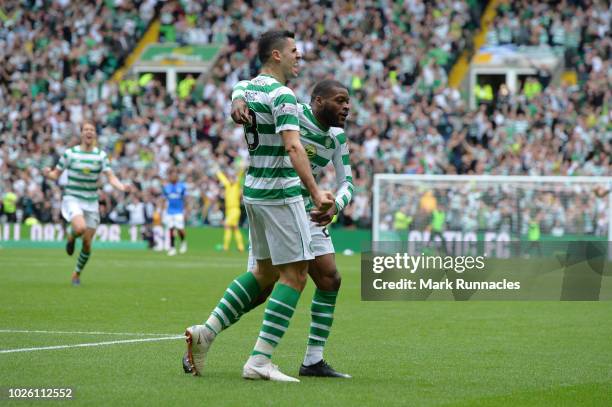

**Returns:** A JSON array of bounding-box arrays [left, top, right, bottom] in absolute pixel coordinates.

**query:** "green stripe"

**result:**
[[65, 193, 98, 202], [251, 350, 272, 358], [66, 185, 98, 192], [250, 146, 287, 157], [342, 155, 350, 165], [69, 166, 102, 174], [247, 166, 297, 178], [301, 130, 331, 146], [310, 327, 330, 338], [312, 314, 333, 323], [302, 106, 327, 132], [311, 303, 335, 313], [72, 150, 102, 156], [342, 195, 349, 207], [336, 132, 346, 144], [263, 312, 291, 327], [347, 176, 353, 183], [275, 114, 298, 127], [68, 175, 98, 183], [228, 282, 251, 306], [247, 82, 282, 94], [311, 154, 329, 167], [261, 324, 285, 338], [273, 94, 297, 106], [218, 302, 238, 323], [243, 185, 302, 200], [257, 123, 276, 134], [222, 292, 243, 315], [73, 159, 100, 165], [249, 102, 272, 114]]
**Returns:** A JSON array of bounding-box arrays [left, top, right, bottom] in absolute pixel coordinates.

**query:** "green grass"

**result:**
[[0, 247, 611, 406]]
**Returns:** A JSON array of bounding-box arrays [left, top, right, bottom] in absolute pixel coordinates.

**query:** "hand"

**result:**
[[231, 99, 251, 125], [122, 184, 133, 193], [310, 204, 337, 227], [312, 189, 335, 212], [42, 167, 51, 177]]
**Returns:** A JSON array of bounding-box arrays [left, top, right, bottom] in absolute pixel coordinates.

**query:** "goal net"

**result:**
[[373, 175, 612, 242]]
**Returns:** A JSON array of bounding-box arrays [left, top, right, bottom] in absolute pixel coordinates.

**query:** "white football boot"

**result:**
[[184, 325, 214, 376], [179, 241, 188, 254], [167, 247, 177, 256], [242, 355, 300, 382]]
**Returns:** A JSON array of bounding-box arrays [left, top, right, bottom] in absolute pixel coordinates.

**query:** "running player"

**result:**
[[43, 121, 131, 285], [162, 168, 188, 256], [184, 30, 334, 382]]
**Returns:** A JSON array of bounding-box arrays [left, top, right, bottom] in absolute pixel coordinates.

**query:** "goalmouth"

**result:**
[[372, 175, 612, 242]]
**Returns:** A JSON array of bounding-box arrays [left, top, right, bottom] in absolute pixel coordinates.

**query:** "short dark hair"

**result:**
[[257, 30, 295, 64], [311, 80, 347, 101]]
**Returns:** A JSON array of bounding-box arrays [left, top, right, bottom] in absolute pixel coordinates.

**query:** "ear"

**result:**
[[271, 49, 282, 62]]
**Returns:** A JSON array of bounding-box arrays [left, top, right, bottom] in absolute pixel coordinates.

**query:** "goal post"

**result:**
[[372, 175, 612, 242]]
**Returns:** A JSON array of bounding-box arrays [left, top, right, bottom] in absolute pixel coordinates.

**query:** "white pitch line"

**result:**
[[0, 329, 178, 336], [0, 335, 183, 354]]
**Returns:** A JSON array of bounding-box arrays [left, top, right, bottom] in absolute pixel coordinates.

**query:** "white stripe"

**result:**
[[0, 336, 182, 354], [269, 298, 295, 312], [311, 312, 334, 318], [249, 155, 291, 169], [264, 309, 290, 321], [258, 331, 281, 344], [262, 320, 287, 332], [220, 298, 239, 319], [312, 300, 335, 307], [213, 307, 230, 326], [233, 280, 252, 302], [308, 334, 327, 342], [0, 329, 175, 336], [245, 175, 300, 189], [310, 322, 330, 331], [226, 288, 244, 309]]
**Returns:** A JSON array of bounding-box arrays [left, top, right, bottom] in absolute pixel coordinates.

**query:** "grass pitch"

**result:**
[[1, 247, 611, 406]]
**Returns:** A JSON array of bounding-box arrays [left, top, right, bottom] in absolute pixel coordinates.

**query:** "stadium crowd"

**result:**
[[0, 0, 610, 231]]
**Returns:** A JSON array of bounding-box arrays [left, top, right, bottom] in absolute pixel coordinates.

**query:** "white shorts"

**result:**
[[245, 201, 314, 266], [247, 220, 333, 272], [164, 213, 185, 229], [61, 196, 100, 229]]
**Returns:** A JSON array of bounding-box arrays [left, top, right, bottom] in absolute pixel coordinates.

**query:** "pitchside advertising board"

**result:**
[[0, 223, 172, 251]]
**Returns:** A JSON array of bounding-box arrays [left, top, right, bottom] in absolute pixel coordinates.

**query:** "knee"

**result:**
[[281, 268, 308, 291], [73, 224, 86, 236], [316, 270, 342, 291]]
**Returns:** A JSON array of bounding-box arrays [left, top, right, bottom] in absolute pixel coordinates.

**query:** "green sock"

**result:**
[[252, 283, 301, 358], [307, 289, 338, 346], [303, 289, 338, 365], [205, 272, 261, 335], [75, 250, 91, 273]]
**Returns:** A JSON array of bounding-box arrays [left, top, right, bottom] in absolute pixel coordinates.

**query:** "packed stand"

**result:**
[[1, 0, 609, 232]]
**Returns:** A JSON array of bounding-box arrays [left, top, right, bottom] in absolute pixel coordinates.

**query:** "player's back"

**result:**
[[237, 75, 302, 205], [164, 182, 185, 214]]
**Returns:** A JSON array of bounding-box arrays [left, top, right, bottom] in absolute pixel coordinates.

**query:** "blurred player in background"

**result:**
[[43, 121, 131, 285], [216, 167, 245, 252], [162, 168, 188, 256]]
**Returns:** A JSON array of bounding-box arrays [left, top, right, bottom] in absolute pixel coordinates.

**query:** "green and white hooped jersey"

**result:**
[[231, 75, 301, 205], [232, 77, 354, 212], [297, 103, 354, 212], [55, 145, 110, 202]]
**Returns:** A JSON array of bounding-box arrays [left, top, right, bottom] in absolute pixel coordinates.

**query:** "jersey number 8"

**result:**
[[243, 109, 259, 150]]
